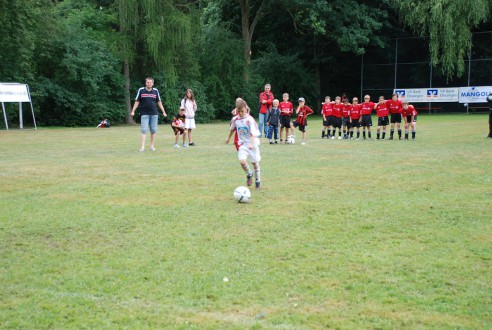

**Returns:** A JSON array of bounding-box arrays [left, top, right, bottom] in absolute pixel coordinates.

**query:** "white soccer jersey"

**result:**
[[230, 114, 260, 147]]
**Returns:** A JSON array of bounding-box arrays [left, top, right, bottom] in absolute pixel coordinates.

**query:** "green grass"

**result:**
[[1, 115, 491, 329]]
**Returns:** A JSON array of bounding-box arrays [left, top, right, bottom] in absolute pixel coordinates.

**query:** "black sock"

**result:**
[[390, 129, 394, 137], [382, 132, 386, 139], [357, 132, 360, 139], [363, 131, 366, 138], [368, 132, 372, 138], [412, 131, 416, 139], [405, 132, 409, 139], [377, 132, 380, 139], [398, 129, 402, 138]]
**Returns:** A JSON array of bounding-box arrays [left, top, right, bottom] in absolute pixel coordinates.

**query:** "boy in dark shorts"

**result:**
[[349, 97, 362, 139], [375, 96, 390, 140], [331, 96, 343, 139], [402, 101, 417, 140], [279, 93, 294, 143], [342, 98, 351, 139], [321, 96, 334, 138], [293, 97, 314, 145], [387, 93, 403, 140], [171, 107, 187, 147], [360, 94, 375, 139]]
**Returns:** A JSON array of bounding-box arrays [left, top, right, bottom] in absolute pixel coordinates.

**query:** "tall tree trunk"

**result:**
[[239, 0, 269, 84], [123, 58, 135, 125]]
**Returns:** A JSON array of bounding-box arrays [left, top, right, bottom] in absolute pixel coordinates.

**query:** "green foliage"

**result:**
[[196, 24, 247, 119], [388, 0, 492, 78], [252, 45, 317, 104], [33, 0, 125, 126]]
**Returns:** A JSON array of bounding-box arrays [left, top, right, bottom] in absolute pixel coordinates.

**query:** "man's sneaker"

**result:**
[[255, 181, 261, 190], [150, 146, 156, 151], [189, 142, 195, 146], [174, 144, 180, 148], [246, 173, 253, 186], [183, 143, 188, 147], [139, 147, 145, 152]]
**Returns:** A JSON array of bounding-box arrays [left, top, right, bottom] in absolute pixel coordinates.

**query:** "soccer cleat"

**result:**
[[150, 146, 156, 151], [247, 173, 253, 186], [139, 147, 145, 152], [330, 136, 335, 140], [183, 143, 188, 147], [301, 141, 306, 145], [338, 136, 342, 140], [255, 181, 261, 190], [189, 142, 195, 146], [174, 144, 180, 148], [274, 140, 278, 144], [269, 141, 274, 144]]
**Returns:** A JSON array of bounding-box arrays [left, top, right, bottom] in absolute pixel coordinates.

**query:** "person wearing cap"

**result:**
[[258, 84, 274, 138], [293, 97, 314, 145], [131, 77, 168, 152], [171, 107, 187, 147]]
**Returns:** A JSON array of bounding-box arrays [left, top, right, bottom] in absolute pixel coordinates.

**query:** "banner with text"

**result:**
[[393, 88, 459, 103], [0, 83, 31, 102], [458, 86, 492, 104]]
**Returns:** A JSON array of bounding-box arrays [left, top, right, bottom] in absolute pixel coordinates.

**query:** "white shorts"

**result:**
[[184, 118, 196, 129], [237, 144, 261, 163]]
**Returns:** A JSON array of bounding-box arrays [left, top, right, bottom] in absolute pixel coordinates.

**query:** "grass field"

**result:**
[[1, 115, 491, 329]]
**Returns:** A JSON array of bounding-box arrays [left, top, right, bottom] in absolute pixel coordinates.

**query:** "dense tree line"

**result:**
[[0, 0, 490, 127]]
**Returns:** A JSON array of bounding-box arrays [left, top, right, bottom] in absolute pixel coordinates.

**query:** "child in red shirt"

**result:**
[[293, 97, 314, 145]]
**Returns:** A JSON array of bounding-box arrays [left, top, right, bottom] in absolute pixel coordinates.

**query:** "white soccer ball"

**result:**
[[234, 186, 251, 203], [287, 136, 295, 144]]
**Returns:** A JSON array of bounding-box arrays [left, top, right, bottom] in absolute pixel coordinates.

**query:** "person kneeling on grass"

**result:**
[[226, 98, 262, 190], [171, 107, 187, 147]]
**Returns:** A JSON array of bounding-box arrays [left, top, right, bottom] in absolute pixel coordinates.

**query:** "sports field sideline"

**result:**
[[1, 114, 491, 329]]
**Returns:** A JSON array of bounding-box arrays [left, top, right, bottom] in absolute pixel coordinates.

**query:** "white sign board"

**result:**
[[0, 83, 31, 102], [394, 88, 459, 103], [458, 86, 492, 103]]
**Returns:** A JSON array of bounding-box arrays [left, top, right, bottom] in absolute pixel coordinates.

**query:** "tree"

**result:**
[[388, 0, 492, 78], [117, 0, 195, 123]]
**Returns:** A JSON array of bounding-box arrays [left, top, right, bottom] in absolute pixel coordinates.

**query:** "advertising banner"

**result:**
[[458, 86, 492, 104], [393, 88, 459, 103], [0, 83, 31, 102]]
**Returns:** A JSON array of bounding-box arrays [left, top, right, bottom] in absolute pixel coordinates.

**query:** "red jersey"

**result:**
[[342, 104, 351, 118], [386, 99, 403, 114], [279, 101, 293, 117], [375, 102, 389, 117], [321, 102, 333, 116], [360, 102, 375, 115], [296, 105, 314, 125], [402, 104, 417, 117], [259, 91, 274, 114], [350, 104, 362, 119], [332, 103, 343, 118]]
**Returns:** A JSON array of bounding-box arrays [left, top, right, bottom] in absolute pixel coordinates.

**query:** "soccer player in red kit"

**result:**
[[386, 93, 403, 140], [331, 96, 343, 139], [293, 97, 314, 145], [360, 95, 375, 139], [349, 97, 362, 139], [342, 98, 352, 139], [402, 101, 417, 140], [279, 93, 294, 143], [375, 96, 390, 140], [321, 96, 334, 138]]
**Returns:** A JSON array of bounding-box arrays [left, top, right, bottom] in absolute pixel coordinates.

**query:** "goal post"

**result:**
[[0, 82, 37, 130]]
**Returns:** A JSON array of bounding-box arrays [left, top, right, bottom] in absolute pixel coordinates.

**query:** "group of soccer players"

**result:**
[[321, 93, 418, 141]]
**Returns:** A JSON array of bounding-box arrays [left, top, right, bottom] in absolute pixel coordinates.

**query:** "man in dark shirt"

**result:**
[[131, 77, 167, 151]]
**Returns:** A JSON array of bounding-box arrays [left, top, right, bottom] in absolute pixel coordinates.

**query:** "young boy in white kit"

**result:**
[[226, 98, 262, 190]]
